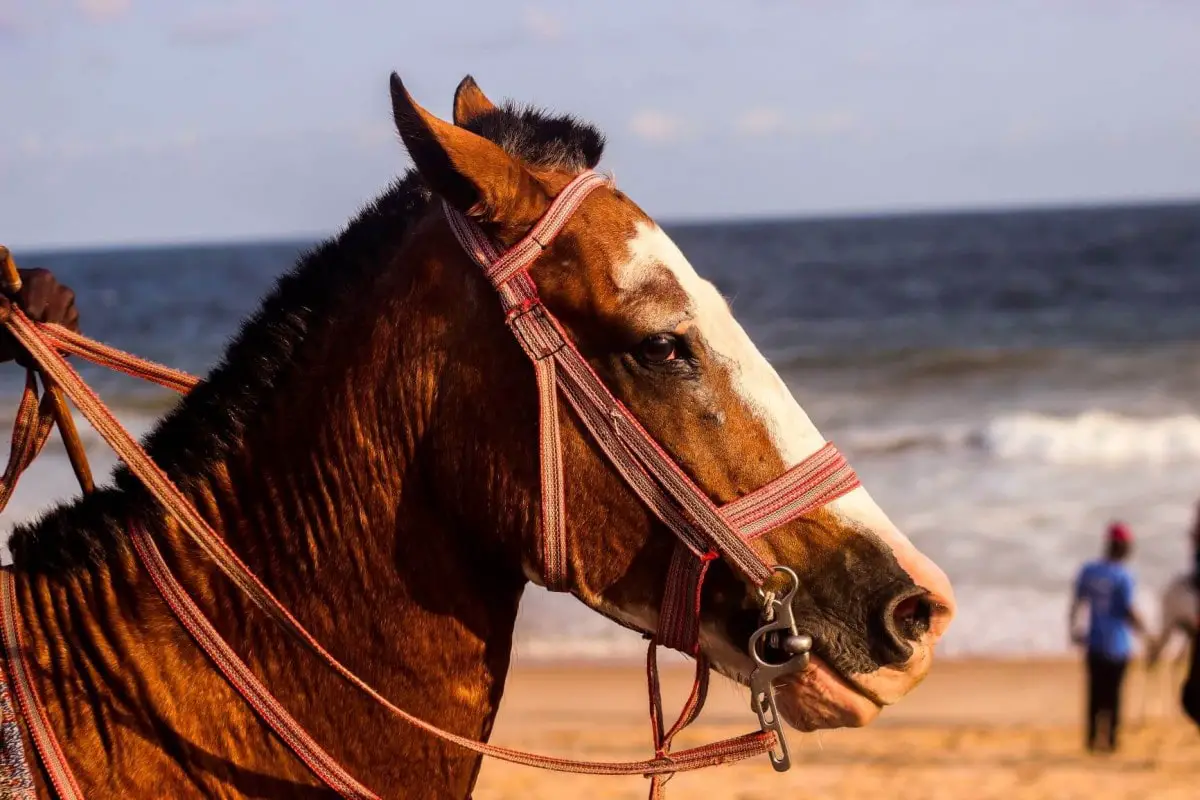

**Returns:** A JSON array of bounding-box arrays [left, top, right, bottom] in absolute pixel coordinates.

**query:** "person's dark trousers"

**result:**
[[1085, 651, 1128, 752]]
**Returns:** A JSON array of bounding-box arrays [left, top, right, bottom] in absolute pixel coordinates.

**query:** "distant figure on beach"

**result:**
[[1069, 521, 1145, 753], [1149, 501, 1200, 727]]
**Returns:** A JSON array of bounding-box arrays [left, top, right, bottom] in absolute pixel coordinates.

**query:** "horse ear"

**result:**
[[453, 75, 497, 126], [390, 73, 547, 231]]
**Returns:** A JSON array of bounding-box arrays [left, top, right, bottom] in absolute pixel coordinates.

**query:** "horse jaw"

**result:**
[[696, 621, 884, 731]]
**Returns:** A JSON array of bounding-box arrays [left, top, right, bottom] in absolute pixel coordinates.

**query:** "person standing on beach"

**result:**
[[1069, 522, 1145, 753], [1148, 501, 1200, 727]]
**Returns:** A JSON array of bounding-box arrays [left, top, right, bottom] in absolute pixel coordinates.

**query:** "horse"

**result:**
[[0, 73, 955, 798]]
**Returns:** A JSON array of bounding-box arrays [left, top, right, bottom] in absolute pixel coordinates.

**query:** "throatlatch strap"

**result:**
[[444, 202, 580, 591]]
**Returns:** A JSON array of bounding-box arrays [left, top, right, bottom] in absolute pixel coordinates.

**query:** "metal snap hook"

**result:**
[[747, 565, 813, 772]]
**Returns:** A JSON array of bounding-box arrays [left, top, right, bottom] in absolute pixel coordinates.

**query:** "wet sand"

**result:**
[[475, 657, 1200, 799]]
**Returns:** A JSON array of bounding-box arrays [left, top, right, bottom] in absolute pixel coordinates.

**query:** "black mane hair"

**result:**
[[10, 96, 605, 574]]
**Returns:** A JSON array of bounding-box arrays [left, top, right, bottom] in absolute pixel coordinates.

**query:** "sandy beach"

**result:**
[[475, 657, 1200, 800]]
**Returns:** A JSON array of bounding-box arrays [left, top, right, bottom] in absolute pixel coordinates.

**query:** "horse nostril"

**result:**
[[871, 588, 953, 668], [891, 594, 933, 642]]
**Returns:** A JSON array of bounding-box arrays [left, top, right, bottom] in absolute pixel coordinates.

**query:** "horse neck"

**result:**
[[14, 228, 531, 795], [161, 237, 531, 705]]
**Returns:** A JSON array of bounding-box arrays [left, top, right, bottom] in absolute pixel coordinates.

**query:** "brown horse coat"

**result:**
[[2, 75, 954, 798]]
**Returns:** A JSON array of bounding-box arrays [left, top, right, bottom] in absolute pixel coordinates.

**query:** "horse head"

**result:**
[[390, 73, 955, 734]]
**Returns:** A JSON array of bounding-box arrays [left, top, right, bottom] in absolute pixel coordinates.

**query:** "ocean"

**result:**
[[3, 200, 1199, 661]]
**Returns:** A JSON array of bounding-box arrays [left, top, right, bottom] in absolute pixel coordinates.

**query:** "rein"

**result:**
[[0, 176, 860, 799]]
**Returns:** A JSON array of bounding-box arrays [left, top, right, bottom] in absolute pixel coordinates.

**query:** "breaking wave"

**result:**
[[845, 410, 1200, 465]]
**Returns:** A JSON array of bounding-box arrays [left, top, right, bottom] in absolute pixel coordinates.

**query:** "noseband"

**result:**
[[443, 170, 862, 772]]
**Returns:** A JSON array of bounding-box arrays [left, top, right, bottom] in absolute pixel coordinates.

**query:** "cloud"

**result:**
[[629, 110, 688, 144], [169, 2, 275, 46], [732, 108, 860, 140], [735, 108, 787, 138], [522, 7, 562, 42], [78, 0, 131, 22]]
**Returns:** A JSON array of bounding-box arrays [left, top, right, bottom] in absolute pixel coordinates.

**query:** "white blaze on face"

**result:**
[[618, 220, 825, 466], [617, 221, 931, 567]]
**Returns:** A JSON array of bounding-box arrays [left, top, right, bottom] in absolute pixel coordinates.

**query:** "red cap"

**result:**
[[1108, 521, 1132, 544]]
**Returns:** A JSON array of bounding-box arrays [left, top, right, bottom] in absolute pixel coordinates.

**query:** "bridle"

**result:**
[[0, 172, 861, 800], [442, 170, 862, 780]]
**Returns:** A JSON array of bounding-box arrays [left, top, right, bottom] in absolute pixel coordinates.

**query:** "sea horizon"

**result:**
[[10, 194, 1200, 257]]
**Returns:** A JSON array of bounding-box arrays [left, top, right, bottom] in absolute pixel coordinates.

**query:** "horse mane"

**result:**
[[10, 100, 605, 574]]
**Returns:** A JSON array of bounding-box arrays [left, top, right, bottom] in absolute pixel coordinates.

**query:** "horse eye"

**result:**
[[638, 333, 677, 364]]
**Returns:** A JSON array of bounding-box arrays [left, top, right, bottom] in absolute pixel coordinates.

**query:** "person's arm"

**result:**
[[1069, 571, 1088, 645], [1121, 573, 1148, 640]]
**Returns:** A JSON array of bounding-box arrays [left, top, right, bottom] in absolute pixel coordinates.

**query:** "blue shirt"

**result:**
[[1074, 559, 1135, 659]]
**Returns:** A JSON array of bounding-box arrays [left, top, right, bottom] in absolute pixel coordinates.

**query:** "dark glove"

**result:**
[[0, 268, 81, 364]]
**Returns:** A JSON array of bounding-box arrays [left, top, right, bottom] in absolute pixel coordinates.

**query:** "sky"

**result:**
[[1, 1, 1198, 249]]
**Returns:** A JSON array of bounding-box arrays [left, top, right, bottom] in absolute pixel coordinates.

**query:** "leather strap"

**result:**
[[444, 175, 862, 593], [444, 172, 863, 796], [0, 308, 779, 796], [130, 528, 380, 799], [0, 172, 861, 798], [0, 570, 84, 800], [443, 171, 862, 658]]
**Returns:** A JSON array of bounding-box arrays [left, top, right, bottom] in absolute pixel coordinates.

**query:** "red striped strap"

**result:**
[[446, 175, 767, 586], [445, 173, 862, 596], [659, 443, 861, 655], [723, 443, 860, 540], [38, 325, 199, 394], [0, 168, 863, 797], [1, 570, 85, 800], [443, 175, 863, 792], [442, 180, 606, 592], [129, 527, 380, 799], [0, 372, 57, 513], [646, 645, 710, 800], [0, 309, 780, 793], [656, 547, 715, 654]]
